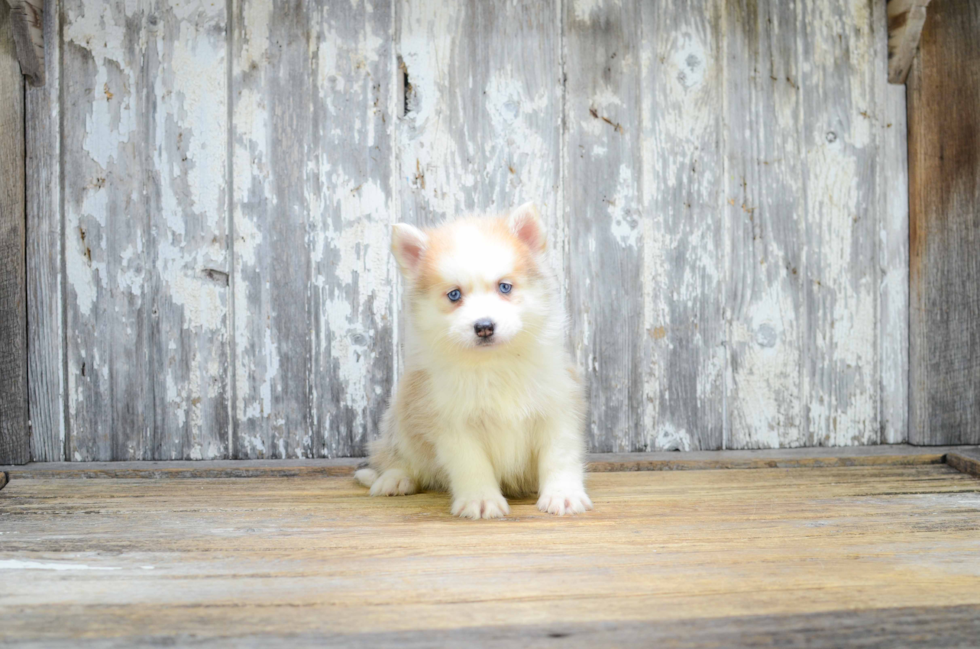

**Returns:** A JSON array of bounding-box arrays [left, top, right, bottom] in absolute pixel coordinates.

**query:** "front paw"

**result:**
[[537, 487, 593, 516], [451, 492, 510, 520]]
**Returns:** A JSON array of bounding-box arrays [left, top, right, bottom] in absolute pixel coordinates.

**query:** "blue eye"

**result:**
[[447, 289, 462, 302], [498, 282, 512, 294]]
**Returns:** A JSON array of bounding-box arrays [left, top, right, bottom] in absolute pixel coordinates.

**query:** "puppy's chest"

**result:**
[[432, 367, 543, 424]]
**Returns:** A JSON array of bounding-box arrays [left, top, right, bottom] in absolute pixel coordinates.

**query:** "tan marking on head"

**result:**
[[415, 216, 542, 297]]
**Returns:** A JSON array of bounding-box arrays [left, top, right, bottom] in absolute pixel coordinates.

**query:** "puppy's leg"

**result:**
[[436, 432, 508, 520], [536, 415, 592, 516]]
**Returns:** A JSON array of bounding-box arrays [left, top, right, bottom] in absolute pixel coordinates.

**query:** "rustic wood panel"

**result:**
[[723, 0, 805, 449], [800, 0, 881, 446], [31, 0, 907, 458], [395, 1, 562, 231], [641, 1, 728, 451], [63, 0, 230, 460], [880, 86, 910, 444], [564, 0, 643, 453], [0, 0, 29, 466], [6, 444, 972, 479], [908, 0, 980, 446], [232, 0, 394, 458], [25, 0, 63, 462], [2, 466, 980, 645]]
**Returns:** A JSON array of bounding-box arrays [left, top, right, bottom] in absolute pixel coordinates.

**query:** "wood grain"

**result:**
[[1, 466, 978, 645], [6, 445, 974, 479], [723, 0, 805, 448], [908, 0, 980, 446], [4, 0, 43, 86], [0, 0, 29, 466], [946, 448, 980, 479], [62, 0, 230, 460], [232, 0, 394, 459], [887, 0, 931, 85], [32, 0, 907, 458], [25, 0, 63, 462], [564, 0, 643, 452], [800, 0, 882, 446]]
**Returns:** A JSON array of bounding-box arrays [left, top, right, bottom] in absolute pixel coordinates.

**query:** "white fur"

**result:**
[[362, 204, 591, 520]]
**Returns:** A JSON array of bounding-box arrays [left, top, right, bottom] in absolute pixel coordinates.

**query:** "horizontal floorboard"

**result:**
[[0, 465, 978, 647], [3, 445, 979, 480]]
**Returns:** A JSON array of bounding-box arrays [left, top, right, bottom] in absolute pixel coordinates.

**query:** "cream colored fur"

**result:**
[[354, 202, 591, 520]]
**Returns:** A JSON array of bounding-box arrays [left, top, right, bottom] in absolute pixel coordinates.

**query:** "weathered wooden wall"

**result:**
[[26, 0, 909, 461], [907, 0, 980, 445], [0, 1, 30, 465]]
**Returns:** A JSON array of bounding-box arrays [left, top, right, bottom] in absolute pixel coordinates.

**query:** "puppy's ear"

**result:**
[[507, 202, 546, 253], [391, 223, 428, 277]]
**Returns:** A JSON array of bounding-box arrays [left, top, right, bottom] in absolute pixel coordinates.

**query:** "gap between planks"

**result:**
[[2, 445, 978, 482]]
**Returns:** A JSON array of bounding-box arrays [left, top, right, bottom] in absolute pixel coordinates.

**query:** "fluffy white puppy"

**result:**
[[355, 202, 591, 520]]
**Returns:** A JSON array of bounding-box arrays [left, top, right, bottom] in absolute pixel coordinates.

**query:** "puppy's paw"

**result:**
[[537, 487, 593, 516], [369, 469, 417, 496], [451, 492, 510, 520]]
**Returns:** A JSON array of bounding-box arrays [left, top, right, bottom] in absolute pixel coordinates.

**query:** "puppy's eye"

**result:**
[[447, 289, 462, 302], [498, 282, 513, 294]]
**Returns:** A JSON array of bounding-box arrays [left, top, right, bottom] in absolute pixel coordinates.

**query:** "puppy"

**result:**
[[355, 202, 592, 520]]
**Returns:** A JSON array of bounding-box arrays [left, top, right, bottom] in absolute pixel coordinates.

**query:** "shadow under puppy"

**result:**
[[355, 202, 592, 520]]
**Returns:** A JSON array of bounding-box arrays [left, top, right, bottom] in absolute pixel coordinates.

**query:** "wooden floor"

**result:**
[[2, 462, 980, 647]]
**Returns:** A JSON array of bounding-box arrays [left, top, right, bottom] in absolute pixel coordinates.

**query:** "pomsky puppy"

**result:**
[[355, 202, 592, 520]]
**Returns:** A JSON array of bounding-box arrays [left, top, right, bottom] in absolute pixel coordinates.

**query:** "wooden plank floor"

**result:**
[[2, 465, 980, 647]]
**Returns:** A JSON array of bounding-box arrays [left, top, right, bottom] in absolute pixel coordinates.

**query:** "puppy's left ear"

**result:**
[[507, 202, 546, 253]]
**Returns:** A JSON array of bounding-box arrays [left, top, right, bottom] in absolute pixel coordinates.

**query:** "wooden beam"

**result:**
[[0, 1, 29, 465], [908, 0, 980, 445], [3, 0, 42, 86], [946, 448, 980, 479], [888, 0, 931, 84], [6, 445, 979, 480]]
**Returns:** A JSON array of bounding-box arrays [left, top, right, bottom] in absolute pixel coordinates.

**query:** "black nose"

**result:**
[[474, 319, 495, 338]]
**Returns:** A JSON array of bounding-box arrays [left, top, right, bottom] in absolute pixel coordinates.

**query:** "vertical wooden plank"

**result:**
[[231, 0, 314, 458], [309, 1, 395, 457], [799, 0, 881, 446], [233, 0, 394, 458], [563, 0, 642, 452], [0, 0, 29, 465], [908, 0, 980, 445], [63, 0, 229, 460], [879, 77, 909, 440], [723, 0, 806, 449], [26, 0, 64, 461], [396, 1, 562, 232], [639, 0, 726, 451]]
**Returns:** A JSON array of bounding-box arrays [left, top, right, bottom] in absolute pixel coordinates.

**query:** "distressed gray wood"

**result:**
[[396, 1, 562, 232], [879, 75, 910, 442], [640, 0, 726, 451], [29, 0, 908, 458], [564, 0, 643, 452], [4, 0, 43, 86], [232, 0, 394, 458], [799, 0, 881, 446], [63, 0, 230, 460], [723, 0, 805, 449], [0, 0, 29, 466], [908, 0, 980, 446], [25, 0, 63, 462]]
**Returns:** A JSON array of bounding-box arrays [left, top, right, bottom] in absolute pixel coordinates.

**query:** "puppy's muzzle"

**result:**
[[474, 318, 495, 338]]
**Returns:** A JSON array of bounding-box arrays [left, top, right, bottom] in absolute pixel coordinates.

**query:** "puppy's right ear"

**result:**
[[391, 223, 428, 277]]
